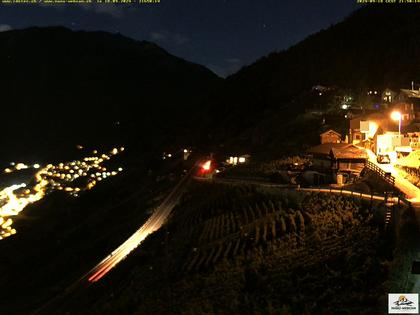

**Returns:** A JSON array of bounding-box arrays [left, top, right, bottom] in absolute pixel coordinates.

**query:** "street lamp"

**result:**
[[391, 111, 402, 136]]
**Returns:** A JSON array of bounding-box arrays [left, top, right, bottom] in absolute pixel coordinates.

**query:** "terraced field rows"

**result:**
[[176, 185, 381, 288]]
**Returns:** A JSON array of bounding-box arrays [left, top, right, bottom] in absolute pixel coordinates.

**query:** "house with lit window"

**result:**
[[392, 88, 420, 122], [307, 143, 368, 182], [377, 131, 420, 156], [406, 132, 420, 150], [320, 129, 342, 144], [381, 88, 397, 105], [349, 113, 388, 145], [376, 132, 400, 155]]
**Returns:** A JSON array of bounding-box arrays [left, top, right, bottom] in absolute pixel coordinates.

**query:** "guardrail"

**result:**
[[299, 187, 388, 202], [299, 187, 411, 208], [397, 194, 412, 208], [365, 160, 395, 186], [195, 174, 412, 208]]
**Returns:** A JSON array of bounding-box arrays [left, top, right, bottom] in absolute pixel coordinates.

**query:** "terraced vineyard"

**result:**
[[90, 182, 395, 315], [177, 184, 371, 273]]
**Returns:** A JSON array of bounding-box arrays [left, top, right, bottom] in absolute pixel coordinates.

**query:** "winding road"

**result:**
[[33, 161, 199, 314]]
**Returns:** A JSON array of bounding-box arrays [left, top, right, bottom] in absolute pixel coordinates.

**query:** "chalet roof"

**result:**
[[307, 143, 367, 159], [320, 129, 341, 137], [307, 143, 349, 156], [400, 89, 420, 99], [331, 145, 367, 159]]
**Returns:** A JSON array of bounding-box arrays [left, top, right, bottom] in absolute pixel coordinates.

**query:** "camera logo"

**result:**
[[389, 294, 418, 314]]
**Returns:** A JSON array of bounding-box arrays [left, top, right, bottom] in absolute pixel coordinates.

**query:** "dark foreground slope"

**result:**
[[0, 27, 221, 163], [66, 183, 413, 315], [0, 151, 192, 315]]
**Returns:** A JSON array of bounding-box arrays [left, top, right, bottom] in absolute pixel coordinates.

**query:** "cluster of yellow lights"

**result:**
[[4, 162, 30, 174], [0, 147, 124, 240]]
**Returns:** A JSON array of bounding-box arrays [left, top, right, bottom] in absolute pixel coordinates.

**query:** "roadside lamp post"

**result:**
[[390, 111, 402, 136]]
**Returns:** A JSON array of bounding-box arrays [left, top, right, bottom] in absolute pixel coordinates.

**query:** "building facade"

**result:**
[[320, 129, 342, 144]]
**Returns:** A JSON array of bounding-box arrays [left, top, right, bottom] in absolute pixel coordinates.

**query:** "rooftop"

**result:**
[[331, 145, 368, 159], [400, 89, 420, 99], [320, 129, 342, 137], [307, 143, 350, 156], [307, 143, 367, 159]]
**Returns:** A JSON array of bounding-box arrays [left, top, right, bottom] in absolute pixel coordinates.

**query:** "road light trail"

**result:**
[[33, 161, 199, 315], [86, 162, 198, 283]]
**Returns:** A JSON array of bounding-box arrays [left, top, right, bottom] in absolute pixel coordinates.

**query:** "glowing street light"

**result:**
[[202, 160, 211, 171], [391, 111, 402, 136]]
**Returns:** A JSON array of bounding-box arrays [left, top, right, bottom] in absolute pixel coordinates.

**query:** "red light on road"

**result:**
[[202, 160, 211, 171]]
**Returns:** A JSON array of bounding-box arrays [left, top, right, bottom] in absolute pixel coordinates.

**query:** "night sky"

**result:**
[[0, 0, 359, 77]]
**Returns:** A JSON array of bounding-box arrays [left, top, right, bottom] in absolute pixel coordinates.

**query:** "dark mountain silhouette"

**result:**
[[229, 5, 420, 104], [0, 26, 221, 163], [1, 6, 420, 161], [206, 5, 420, 150]]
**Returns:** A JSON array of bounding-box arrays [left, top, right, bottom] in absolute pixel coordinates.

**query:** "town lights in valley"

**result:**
[[15, 163, 28, 170], [0, 147, 124, 240]]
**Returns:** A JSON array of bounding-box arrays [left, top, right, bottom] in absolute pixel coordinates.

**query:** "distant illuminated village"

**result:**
[[0, 147, 124, 240]]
